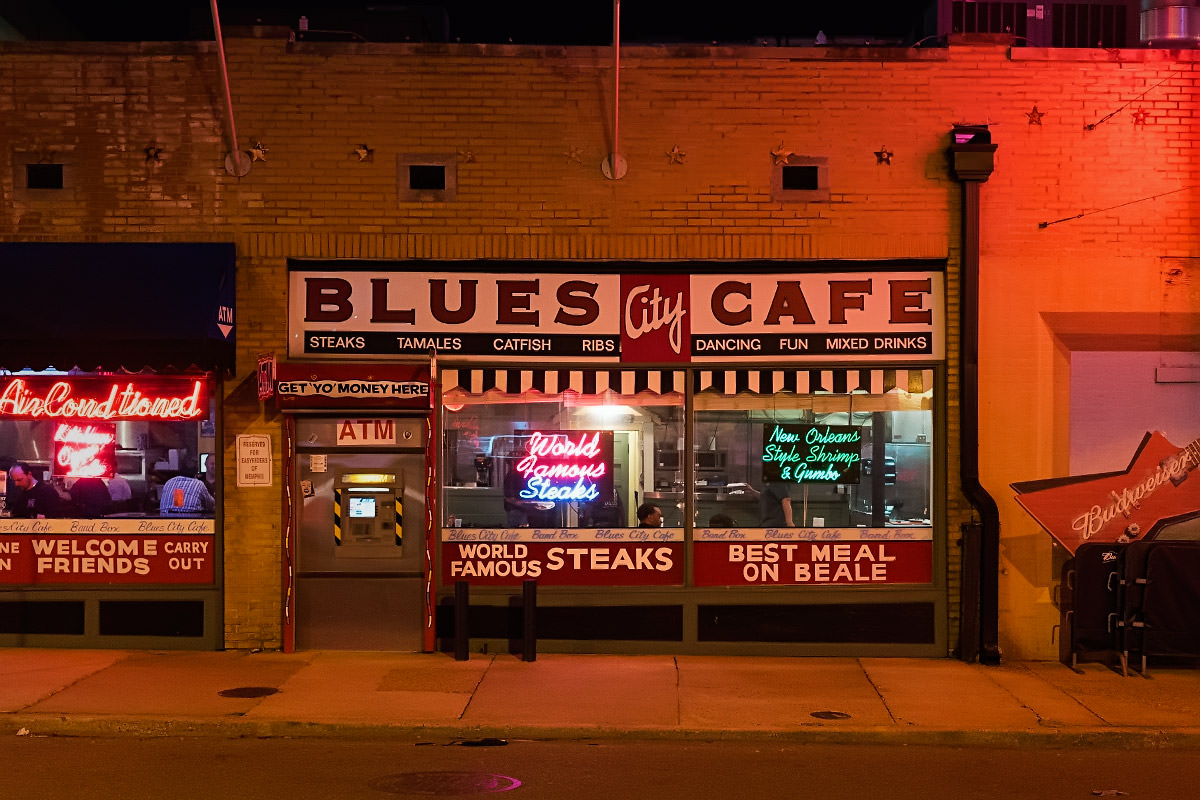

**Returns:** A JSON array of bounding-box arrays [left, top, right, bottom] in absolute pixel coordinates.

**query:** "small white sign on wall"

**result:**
[[236, 434, 273, 488]]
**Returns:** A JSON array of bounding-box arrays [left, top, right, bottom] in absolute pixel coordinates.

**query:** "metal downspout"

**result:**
[[949, 129, 1001, 664], [602, 0, 626, 180], [210, 0, 247, 176]]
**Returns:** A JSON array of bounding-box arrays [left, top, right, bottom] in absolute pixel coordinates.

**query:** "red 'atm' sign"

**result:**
[[514, 430, 614, 504]]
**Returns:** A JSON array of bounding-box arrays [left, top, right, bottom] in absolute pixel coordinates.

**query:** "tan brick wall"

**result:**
[[3, 34, 1195, 656]]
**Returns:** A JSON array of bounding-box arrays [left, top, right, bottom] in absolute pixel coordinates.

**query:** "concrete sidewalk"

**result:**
[[3, 648, 1200, 746]]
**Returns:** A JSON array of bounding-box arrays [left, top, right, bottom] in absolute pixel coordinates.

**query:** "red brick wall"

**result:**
[[2, 33, 1195, 655]]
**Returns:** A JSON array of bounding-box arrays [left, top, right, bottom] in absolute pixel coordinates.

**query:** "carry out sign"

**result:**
[[0, 520, 216, 586]]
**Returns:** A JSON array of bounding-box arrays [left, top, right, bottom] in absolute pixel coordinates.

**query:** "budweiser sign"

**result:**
[[1012, 431, 1200, 554]]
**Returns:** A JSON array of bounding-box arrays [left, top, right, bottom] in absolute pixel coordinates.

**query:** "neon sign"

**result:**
[[0, 378, 206, 421], [53, 422, 117, 478], [762, 424, 862, 484], [514, 430, 614, 504]]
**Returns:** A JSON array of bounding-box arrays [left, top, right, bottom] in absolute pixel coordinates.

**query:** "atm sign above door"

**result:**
[[336, 418, 424, 447]]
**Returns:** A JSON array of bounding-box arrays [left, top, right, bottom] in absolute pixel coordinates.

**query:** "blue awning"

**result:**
[[0, 243, 236, 374]]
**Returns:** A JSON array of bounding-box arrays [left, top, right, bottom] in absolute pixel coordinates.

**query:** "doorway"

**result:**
[[293, 417, 426, 650]]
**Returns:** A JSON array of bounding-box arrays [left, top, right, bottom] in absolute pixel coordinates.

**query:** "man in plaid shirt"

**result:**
[[159, 474, 215, 514]]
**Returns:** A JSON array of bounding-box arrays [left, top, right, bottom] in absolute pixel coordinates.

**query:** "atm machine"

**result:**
[[293, 417, 426, 650]]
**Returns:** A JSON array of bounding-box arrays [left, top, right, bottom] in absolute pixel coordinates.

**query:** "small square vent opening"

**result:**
[[781, 165, 819, 191], [26, 163, 64, 189], [409, 165, 446, 191]]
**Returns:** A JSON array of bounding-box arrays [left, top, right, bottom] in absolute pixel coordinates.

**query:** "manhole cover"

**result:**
[[368, 771, 522, 796], [218, 686, 279, 698], [810, 710, 851, 720]]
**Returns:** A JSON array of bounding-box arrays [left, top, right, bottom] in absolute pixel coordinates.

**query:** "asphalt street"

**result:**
[[3, 736, 1197, 800]]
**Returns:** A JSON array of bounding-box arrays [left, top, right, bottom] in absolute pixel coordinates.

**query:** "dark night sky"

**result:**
[[2, 1, 938, 46]]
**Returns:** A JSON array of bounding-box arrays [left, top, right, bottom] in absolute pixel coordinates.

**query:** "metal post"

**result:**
[[959, 521, 982, 661], [454, 580, 469, 661], [522, 580, 537, 662]]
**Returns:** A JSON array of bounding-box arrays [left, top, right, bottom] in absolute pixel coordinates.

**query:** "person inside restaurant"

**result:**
[[159, 473, 215, 515], [7, 462, 63, 519]]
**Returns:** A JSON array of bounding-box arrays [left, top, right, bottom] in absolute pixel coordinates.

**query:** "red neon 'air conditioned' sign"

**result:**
[[0, 377, 206, 421], [515, 430, 614, 504], [53, 422, 117, 478]]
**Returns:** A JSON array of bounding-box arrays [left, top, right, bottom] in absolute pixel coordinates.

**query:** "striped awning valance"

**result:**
[[441, 368, 686, 397], [694, 368, 934, 395]]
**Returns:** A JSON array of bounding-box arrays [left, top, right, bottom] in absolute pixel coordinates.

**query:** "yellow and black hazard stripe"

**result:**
[[394, 492, 404, 546], [333, 487, 343, 546]]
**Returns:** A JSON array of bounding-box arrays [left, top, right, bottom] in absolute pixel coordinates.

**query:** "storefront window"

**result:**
[[0, 373, 219, 519], [693, 379, 934, 530], [442, 391, 685, 529]]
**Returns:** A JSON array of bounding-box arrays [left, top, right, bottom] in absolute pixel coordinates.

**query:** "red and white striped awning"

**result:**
[[440, 367, 933, 397], [693, 368, 934, 395], [441, 368, 685, 397]]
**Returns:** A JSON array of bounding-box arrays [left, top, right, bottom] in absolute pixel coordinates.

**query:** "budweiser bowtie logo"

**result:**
[[620, 275, 691, 363]]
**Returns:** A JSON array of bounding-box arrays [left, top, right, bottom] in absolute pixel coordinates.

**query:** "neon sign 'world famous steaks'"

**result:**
[[0, 378, 206, 421], [515, 430, 614, 503]]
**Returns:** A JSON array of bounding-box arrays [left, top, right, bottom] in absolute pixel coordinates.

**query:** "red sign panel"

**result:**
[[620, 274, 691, 363], [1012, 431, 1200, 554], [0, 534, 215, 585], [440, 538, 684, 587], [693, 539, 933, 586], [274, 362, 430, 409], [0, 377, 207, 422], [53, 422, 117, 478]]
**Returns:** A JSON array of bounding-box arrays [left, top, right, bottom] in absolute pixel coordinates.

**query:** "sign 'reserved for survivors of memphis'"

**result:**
[[287, 265, 943, 364]]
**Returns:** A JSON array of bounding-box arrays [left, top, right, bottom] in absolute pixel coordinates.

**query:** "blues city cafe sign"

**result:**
[[286, 262, 944, 364], [762, 424, 863, 484], [512, 430, 614, 504]]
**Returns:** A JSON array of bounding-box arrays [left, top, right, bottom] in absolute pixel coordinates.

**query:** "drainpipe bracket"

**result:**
[[601, 153, 628, 180]]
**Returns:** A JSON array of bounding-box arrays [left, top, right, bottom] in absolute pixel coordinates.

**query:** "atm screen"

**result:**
[[348, 495, 377, 518]]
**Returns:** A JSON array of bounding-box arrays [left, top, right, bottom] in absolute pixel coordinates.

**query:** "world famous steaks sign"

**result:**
[[1011, 431, 1200, 554], [286, 263, 943, 363]]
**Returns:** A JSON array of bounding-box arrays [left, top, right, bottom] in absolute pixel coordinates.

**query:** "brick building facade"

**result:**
[[2, 29, 1195, 659]]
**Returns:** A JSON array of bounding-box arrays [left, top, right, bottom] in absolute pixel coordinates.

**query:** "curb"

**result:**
[[9, 714, 1200, 749]]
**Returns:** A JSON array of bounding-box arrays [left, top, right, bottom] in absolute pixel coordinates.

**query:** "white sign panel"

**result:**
[[336, 418, 399, 446], [287, 264, 944, 363], [236, 434, 272, 487], [275, 379, 428, 400]]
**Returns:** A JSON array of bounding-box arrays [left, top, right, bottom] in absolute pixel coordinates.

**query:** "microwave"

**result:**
[[115, 449, 147, 480]]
